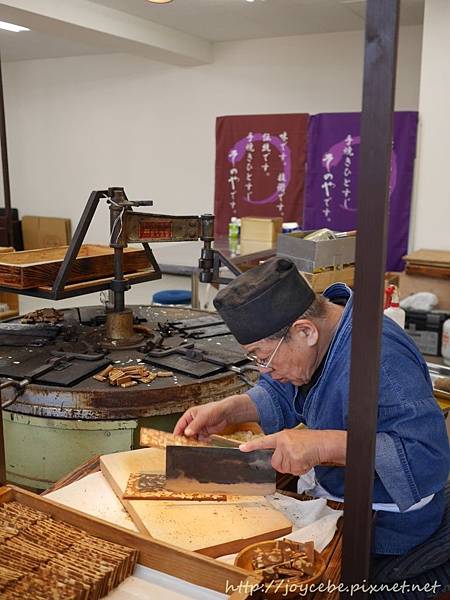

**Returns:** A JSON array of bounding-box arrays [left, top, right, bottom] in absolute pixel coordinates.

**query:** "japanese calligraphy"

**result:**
[[341, 134, 354, 210], [226, 132, 292, 214], [245, 132, 255, 203], [321, 152, 335, 222]]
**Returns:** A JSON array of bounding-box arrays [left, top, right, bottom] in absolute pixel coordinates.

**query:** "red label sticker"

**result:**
[[139, 221, 172, 240]]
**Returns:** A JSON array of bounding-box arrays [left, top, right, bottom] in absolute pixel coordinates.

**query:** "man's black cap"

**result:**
[[213, 257, 315, 345]]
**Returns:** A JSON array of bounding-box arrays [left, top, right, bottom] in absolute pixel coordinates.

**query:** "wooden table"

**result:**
[[45, 460, 343, 600], [152, 237, 276, 309]]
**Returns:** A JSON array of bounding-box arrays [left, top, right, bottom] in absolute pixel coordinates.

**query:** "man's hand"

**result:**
[[173, 394, 259, 440], [240, 429, 347, 475], [173, 402, 229, 440]]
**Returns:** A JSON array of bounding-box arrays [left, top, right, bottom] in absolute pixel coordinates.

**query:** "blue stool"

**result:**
[[152, 290, 192, 305]]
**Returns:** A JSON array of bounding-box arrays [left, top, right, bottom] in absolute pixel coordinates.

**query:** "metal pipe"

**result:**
[[0, 53, 12, 247], [1, 395, 19, 409], [113, 247, 125, 312], [0, 378, 27, 409]]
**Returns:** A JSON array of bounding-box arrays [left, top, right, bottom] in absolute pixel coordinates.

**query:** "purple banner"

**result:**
[[303, 112, 418, 271], [214, 114, 308, 236]]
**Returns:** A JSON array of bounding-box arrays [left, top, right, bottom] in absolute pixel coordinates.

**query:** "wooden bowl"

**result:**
[[234, 540, 326, 600]]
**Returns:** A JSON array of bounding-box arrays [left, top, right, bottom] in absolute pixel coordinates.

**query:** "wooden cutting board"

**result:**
[[100, 447, 292, 558]]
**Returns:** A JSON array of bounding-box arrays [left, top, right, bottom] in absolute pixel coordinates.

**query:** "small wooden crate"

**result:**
[[0, 244, 151, 289], [0, 484, 253, 595]]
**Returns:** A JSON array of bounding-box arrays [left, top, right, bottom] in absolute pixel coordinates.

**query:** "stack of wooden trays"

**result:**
[[0, 485, 252, 598], [0, 500, 138, 599], [404, 249, 450, 280]]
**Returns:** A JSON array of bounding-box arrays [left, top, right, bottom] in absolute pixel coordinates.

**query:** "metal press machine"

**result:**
[[0, 187, 257, 490]]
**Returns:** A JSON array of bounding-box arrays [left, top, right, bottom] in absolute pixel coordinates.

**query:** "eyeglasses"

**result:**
[[246, 334, 286, 370]]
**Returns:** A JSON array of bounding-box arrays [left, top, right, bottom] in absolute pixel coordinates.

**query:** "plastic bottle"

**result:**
[[236, 218, 241, 238], [384, 286, 406, 329], [384, 284, 394, 310], [228, 217, 239, 240], [442, 318, 450, 366]]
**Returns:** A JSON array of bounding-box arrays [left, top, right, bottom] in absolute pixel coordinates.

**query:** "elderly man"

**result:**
[[175, 257, 449, 569]]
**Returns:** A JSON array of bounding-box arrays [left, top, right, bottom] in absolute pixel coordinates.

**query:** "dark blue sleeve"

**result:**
[[373, 322, 450, 510], [246, 374, 300, 433]]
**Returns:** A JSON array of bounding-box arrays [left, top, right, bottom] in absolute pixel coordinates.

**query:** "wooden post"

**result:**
[[0, 401, 5, 486], [341, 1, 400, 597], [0, 54, 12, 248]]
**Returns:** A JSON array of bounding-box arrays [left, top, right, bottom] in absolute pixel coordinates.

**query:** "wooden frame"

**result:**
[[0, 484, 256, 595]]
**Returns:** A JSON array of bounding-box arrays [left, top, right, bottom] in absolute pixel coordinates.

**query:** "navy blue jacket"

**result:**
[[247, 284, 450, 555]]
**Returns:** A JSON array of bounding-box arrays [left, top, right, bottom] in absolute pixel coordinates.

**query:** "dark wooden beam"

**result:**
[[341, 1, 400, 597], [0, 54, 12, 247], [0, 385, 5, 486]]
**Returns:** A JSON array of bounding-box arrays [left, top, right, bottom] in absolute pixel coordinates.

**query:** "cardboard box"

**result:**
[[240, 217, 282, 242], [277, 231, 355, 272], [303, 265, 355, 292], [21, 216, 71, 250], [399, 272, 450, 311]]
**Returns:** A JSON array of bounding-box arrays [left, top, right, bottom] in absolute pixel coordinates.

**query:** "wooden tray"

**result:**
[[0, 244, 151, 289], [0, 484, 253, 595]]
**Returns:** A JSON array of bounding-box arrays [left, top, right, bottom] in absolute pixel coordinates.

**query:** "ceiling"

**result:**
[[0, 28, 118, 61], [89, 0, 425, 42], [0, 0, 424, 62]]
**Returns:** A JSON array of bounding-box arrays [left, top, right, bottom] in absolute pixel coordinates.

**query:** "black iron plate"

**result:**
[[144, 355, 224, 378], [187, 324, 230, 339], [171, 316, 224, 330], [0, 323, 61, 337], [0, 351, 110, 387]]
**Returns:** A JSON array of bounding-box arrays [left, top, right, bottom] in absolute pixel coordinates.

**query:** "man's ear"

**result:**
[[291, 319, 319, 347]]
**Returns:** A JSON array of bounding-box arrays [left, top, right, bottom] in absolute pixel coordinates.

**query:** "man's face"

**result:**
[[244, 325, 319, 386]]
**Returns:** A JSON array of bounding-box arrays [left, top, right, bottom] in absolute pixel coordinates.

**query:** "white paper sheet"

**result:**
[[107, 565, 226, 600], [218, 492, 342, 563], [46, 471, 138, 531]]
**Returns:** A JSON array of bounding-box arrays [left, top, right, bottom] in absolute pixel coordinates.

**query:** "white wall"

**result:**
[[410, 0, 450, 251], [2, 25, 423, 311]]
